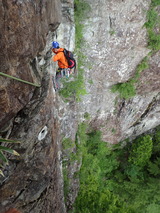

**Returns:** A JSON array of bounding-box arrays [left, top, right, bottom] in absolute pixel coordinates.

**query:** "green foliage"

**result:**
[[129, 135, 153, 167], [62, 124, 88, 207], [109, 30, 116, 35], [84, 112, 90, 120], [145, 9, 158, 29], [63, 166, 70, 200], [62, 137, 76, 203], [59, 70, 87, 102], [74, 130, 130, 212], [60, 0, 90, 101], [134, 57, 149, 79], [152, 126, 160, 153], [76, 122, 88, 152], [111, 80, 136, 99], [145, 1, 160, 51], [154, 126, 160, 142], [148, 30, 160, 51], [74, 0, 91, 48], [73, 125, 160, 213], [88, 79, 93, 84], [60, 54, 87, 101], [147, 159, 160, 176], [0, 138, 20, 176], [146, 203, 160, 213], [151, 0, 160, 8], [111, 128, 116, 134], [111, 57, 149, 99], [62, 138, 75, 150], [75, 186, 130, 213], [74, 0, 91, 19], [111, 0, 160, 100]]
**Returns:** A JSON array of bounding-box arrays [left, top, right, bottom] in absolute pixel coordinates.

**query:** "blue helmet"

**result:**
[[52, 41, 59, 49]]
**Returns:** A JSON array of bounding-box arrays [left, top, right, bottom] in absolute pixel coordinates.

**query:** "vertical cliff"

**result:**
[[1, 0, 160, 212], [0, 0, 66, 212], [0, 0, 61, 128], [80, 0, 160, 143]]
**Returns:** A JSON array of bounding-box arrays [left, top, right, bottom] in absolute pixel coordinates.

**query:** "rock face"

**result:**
[[0, 77, 65, 213], [0, 0, 67, 212], [1, 0, 160, 212], [0, 0, 61, 129], [80, 0, 160, 143]]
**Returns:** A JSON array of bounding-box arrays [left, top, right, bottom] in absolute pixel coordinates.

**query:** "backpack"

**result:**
[[63, 49, 76, 69]]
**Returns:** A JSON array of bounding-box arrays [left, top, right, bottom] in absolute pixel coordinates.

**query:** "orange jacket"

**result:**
[[52, 48, 68, 68]]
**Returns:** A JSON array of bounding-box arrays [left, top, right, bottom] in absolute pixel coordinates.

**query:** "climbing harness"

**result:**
[[53, 68, 73, 92]]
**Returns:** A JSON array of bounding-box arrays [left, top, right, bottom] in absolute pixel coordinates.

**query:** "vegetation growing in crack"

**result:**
[[60, 0, 91, 102], [62, 123, 90, 211], [145, 0, 160, 51], [111, 57, 149, 99], [0, 138, 20, 176], [111, 0, 160, 100], [84, 112, 90, 120], [62, 138, 74, 203]]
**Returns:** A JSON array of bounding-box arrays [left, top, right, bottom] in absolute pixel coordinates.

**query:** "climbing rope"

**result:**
[[0, 72, 41, 87]]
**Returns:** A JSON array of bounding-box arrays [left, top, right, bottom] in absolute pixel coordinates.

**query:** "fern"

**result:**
[[129, 135, 153, 167], [147, 161, 160, 176]]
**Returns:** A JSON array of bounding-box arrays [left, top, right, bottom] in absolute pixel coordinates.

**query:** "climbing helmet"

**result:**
[[52, 41, 59, 49]]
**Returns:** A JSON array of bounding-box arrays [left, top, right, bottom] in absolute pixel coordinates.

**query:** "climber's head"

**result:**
[[52, 41, 59, 49]]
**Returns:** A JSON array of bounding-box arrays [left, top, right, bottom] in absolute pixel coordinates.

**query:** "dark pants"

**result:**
[[55, 68, 69, 90]]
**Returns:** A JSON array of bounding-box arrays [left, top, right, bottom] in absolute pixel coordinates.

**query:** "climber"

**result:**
[[52, 41, 69, 91]]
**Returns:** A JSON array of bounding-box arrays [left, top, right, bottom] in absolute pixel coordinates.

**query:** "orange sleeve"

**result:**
[[53, 54, 61, 62]]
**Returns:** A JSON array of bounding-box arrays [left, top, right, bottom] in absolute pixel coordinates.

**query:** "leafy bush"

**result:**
[[148, 30, 160, 51], [59, 71, 87, 102], [111, 58, 148, 99], [145, 9, 158, 29], [72, 125, 160, 212], [74, 130, 130, 212], [111, 80, 136, 99], [135, 57, 149, 79], [152, 126, 160, 152], [129, 135, 153, 167], [62, 138, 75, 150], [146, 203, 160, 213], [151, 0, 160, 7]]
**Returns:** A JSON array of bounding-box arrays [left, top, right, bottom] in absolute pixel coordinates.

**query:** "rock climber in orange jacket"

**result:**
[[52, 41, 69, 91], [52, 41, 68, 69]]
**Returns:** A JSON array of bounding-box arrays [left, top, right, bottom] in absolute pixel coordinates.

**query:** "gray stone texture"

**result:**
[[1, 0, 160, 212], [80, 0, 160, 143]]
